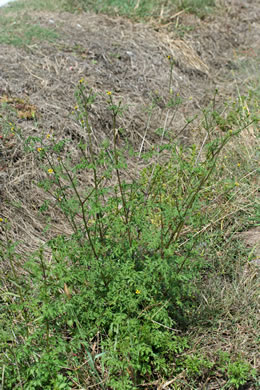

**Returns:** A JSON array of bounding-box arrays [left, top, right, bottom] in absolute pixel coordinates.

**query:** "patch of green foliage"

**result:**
[[1, 0, 66, 12], [0, 13, 58, 46], [4, 0, 216, 19], [0, 73, 258, 388], [63, 0, 216, 19], [179, 0, 215, 17], [218, 351, 257, 389], [175, 352, 257, 389]]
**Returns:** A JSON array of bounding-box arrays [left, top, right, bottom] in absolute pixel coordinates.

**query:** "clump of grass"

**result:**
[[178, 0, 215, 17], [59, 0, 215, 19], [2, 0, 216, 19], [1, 0, 66, 12], [0, 67, 258, 388], [0, 13, 58, 46]]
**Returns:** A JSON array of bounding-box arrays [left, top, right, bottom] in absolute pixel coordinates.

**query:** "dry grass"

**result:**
[[0, 10, 216, 257]]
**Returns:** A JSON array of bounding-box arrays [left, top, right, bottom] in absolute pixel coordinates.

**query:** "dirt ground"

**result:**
[[0, 0, 259, 386]]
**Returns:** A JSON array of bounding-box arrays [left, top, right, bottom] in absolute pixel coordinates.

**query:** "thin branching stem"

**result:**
[[78, 86, 105, 243], [109, 95, 132, 247], [61, 161, 99, 259]]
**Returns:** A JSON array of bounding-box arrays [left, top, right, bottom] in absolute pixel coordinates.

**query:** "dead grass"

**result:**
[[0, 10, 216, 257]]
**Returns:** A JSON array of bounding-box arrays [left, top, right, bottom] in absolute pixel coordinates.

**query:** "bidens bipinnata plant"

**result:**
[[0, 76, 257, 389]]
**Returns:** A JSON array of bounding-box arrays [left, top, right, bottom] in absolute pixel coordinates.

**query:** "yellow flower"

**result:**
[[136, 289, 141, 295], [237, 163, 240, 167], [37, 147, 42, 152], [150, 216, 160, 227], [79, 78, 84, 83], [74, 105, 78, 110], [11, 127, 15, 132], [0, 218, 3, 222], [48, 168, 54, 174], [167, 55, 171, 60], [46, 134, 51, 139], [106, 91, 112, 96], [235, 182, 239, 186]]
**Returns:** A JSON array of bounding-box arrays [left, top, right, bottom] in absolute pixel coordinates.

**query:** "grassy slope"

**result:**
[[0, 0, 259, 389], [2, 0, 216, 17]]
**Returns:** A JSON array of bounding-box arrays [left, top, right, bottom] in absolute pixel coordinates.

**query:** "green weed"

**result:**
[[218, 352, 257, 389], [0, 72, 257, 388], [174, 352, 257, 389]]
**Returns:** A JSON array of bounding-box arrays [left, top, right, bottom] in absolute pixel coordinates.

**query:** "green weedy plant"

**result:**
[[183, 355, 214, 378], [174, 351, 257, 389], [225, 360, 257, 389], [0, 76, 257, 388], [218, 352, 257, 389]]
